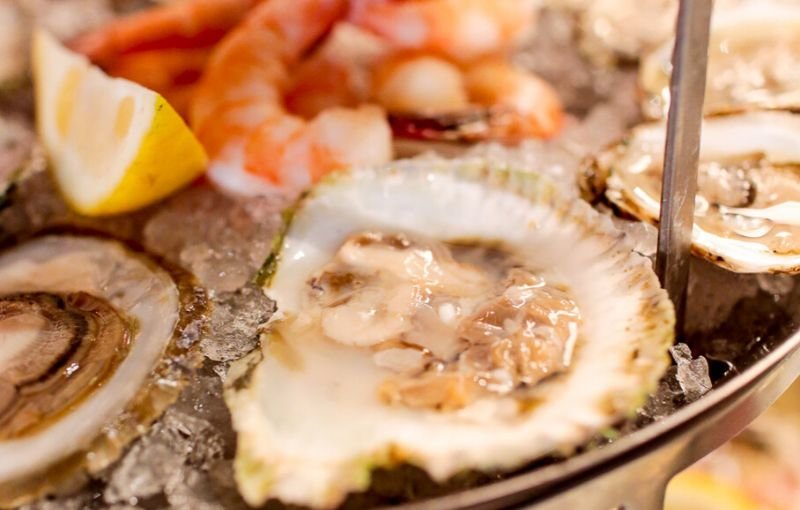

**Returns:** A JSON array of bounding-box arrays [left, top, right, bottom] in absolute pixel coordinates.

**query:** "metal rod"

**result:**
[[656, 0, 713, 335]]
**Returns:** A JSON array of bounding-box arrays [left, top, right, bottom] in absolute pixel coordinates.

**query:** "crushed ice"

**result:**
[[202, 285, 275, 363], [633, 344, 712, 424], [670, 344, 713, 402]]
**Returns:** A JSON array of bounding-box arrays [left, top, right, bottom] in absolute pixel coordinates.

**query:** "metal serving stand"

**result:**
[[400, 1, 800, 508]]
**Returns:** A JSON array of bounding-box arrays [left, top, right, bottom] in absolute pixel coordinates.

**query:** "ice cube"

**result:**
[[202, 285, 274, 363], [164, 466, 249, 510], [144, 187, 284, 292], [634, 366, 684, 423], [756, 273, 797, 297], [103, 438, 176, 503], [670, 343, 712, 402]]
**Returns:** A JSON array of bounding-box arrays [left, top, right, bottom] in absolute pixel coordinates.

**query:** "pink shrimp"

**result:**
[[70, 0, 263, 117], [101, 47, 210, 116], [189, 0, 393, 196], [284, 23, 391, 119], [462, 59, 564, 140], [372, 54, 564, 142], [281, 24, 565, 143], [348, 0, 538, 63], [70, 0, 260, 65], [336, 1, 564, 142]]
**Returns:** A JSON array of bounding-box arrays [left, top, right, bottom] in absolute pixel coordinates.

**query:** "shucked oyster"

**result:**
[[557, 0, 678, 66], [641, 0, 800, 119], [0, 236, 205, 507], [225, 159, 674, 508], [597, 111, 800, 273]]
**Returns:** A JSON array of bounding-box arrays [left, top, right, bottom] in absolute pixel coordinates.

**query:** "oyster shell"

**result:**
[[597, 111, 800, 273], [562, 0, 678, 66], [225, 158, 674, 508], [0, 235, 206, 507], [641, 0, 800, 119]]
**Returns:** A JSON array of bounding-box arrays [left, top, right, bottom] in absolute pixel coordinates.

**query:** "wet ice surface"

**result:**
[[202, 285, 275, 363], [515, 9, 642, 117], [4, 7, 800, 510], [144, 187, 284, 294]]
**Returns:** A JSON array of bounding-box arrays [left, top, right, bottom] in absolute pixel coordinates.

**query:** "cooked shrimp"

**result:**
[[189, 0, 393, 196], [103, 47, 210, 116], [346, 0, 561, 140], [348, 0, 538, 62], [373, 55, 563, 141], [284, 23, 390, 119], [243, 105, 393, 191], [71, 0, 262, 117], [70, 0, 260, 65], [463, 59, 564, 140]]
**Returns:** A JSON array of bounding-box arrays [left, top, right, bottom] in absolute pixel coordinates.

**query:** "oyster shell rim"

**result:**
[[0, 234, 209, 508], [227, 157, 675, 508]]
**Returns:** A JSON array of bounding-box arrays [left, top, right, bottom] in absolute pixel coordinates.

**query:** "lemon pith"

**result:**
[[86, 96, 208, 215]]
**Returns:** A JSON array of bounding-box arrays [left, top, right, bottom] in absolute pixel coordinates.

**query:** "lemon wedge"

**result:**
[[665, 471, 763, 510], [32, 29, 207, 216]]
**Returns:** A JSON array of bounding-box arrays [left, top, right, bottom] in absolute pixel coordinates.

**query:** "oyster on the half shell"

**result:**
[[641, 0, 800, 119], [0, 235, 205, 507], [596, 111, 800, 273], [224, 158, 674, 508], [564, 0, 678, 66]]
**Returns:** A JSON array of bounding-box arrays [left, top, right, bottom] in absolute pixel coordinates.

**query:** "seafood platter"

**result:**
[[0, 0, 799, 509]]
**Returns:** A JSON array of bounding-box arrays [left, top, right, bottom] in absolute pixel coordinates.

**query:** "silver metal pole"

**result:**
[[656, 0, 713, 334]]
